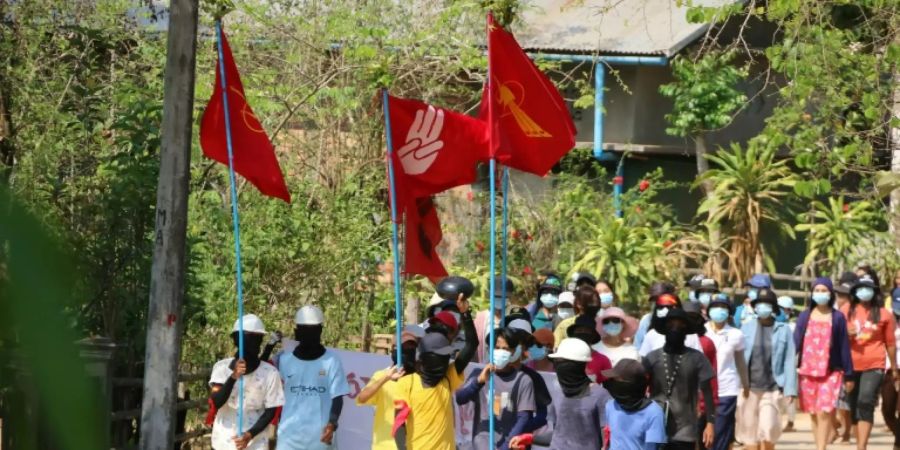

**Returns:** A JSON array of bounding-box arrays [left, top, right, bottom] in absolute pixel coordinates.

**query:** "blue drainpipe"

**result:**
[[528, 53, 668, 216]]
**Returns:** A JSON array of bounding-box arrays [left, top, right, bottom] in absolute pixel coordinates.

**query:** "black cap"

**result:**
[[504, 306, 532, 327], [685, 274, 706, 289], [436, 276, 474, 301], [751, 288, 779, 308], [649, 281, 676, 298], [538, 274, 564, 294], [698, 278, 719, 292], [834, 272, 857, 294], [852, 274, 879, 291], [492, 276, 515, 298], [419, 331, 454, 356], [571, 271, 597, 287], [708, 293, 732, 313], [601, 358, 646, 380]]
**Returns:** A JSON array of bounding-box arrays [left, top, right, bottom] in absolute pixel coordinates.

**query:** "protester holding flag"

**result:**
[[456, 327, 536, 450], [275, 306, 349, 450], [393, 327, 474, 450], [508, 320, 553, 433], [356, 331, 419, 450], [209, 315, 284, 450]]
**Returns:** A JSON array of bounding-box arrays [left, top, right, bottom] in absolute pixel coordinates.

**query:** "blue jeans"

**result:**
[[712, 396, 738, 450]]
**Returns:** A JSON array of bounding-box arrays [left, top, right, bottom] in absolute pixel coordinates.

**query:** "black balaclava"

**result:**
[[418, 352, 450, 387], [663, 325, 687, 354], [391, 343, 418, 374], [230, 332, 264, 373], [293, 324, 325, 360], [603, 378, 652, 412], [554, 359, 590, 397]]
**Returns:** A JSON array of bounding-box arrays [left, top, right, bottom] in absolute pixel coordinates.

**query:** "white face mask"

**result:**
[[558, 307, 575, 319]]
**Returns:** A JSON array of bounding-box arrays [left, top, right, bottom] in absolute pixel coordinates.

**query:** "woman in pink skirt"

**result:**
[[794, 277, 855, 450]]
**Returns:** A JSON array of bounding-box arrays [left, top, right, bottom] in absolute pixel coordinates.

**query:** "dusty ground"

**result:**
[[763, 412, 896, 450]]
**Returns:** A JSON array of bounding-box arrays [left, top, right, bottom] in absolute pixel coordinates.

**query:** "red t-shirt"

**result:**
[[586, 350, 613, 383], [841, 304, 897, 371]]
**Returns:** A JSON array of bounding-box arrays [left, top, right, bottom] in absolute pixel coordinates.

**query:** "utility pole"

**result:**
[[139, 1, 198, 449]]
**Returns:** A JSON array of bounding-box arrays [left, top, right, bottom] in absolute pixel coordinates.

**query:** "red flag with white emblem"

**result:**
[[387, 95, 488, 201], [481, 13, 576, 176]]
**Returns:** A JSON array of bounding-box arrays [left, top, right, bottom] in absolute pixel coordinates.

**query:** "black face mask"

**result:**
[[554, 359, 590, 397], [572, 331, 600, 346], [664, 328, 687, 354], [391, 346, 417, 374], [603, 379, 651, 412], [418, 352, 450, 387], [231, 332, 264, 373], [582, 305, 601, 318], [293, 325, 325, 360]]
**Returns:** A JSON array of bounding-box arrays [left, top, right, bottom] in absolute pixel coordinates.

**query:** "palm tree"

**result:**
[[795, 196, 880, 275], [698, 143, 796, 285]]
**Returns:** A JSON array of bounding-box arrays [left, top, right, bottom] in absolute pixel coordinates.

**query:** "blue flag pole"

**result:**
[[214, 20, 247, 435], [486, 12, 497, 443], [381, 89, 404, 368], [500, 167, 510, 323]]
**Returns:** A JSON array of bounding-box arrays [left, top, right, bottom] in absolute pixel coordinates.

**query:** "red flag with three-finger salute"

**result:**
[[387, 95, 488, 201], [403, 196, 448, 280], [481, 13, 576, 176], [200, 30, 291, 202]]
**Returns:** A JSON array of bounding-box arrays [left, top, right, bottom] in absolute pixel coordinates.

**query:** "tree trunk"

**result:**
[[695, 133, 722, 276], [138, 1, 198, 449], [890, 58, 900, 247], [0, 71, 14, 185]]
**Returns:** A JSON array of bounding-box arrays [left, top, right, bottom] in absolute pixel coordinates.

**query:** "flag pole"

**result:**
[[214, 20, 246, 435], [381, 89, 404, 368], [486, 11, 497, 445], [500, 166, 510, 323]]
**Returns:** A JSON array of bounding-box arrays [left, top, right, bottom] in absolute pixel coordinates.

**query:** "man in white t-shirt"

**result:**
[[275, 305, 349, 450], [705, 296, 750, 450], [209, 314, 285, 450]]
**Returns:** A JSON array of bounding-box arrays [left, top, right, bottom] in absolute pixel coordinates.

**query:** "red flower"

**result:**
[[663, 240, 672, 248], [476, 241, 486, 253], [522, 266, 533, 275], [635, 206, 642, 213], [526, 233, 533, 241], [639, 179, 650, 192], [612, 176, 624, 186], [511, 229, 521, 239], [842, 203, 850, 213]]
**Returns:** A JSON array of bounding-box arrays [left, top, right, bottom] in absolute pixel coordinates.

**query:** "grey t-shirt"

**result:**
[[643, 348, 715, 443], [543, 384, 610, 450], [750, 324, 778, 391], [472, 369, 535, 449]]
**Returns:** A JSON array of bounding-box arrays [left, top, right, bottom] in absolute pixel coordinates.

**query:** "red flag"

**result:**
[[481, 13, 576, 176], [200, 31, 290, 202], [403, 197, 447, 279], [387, 95, 487, 200]]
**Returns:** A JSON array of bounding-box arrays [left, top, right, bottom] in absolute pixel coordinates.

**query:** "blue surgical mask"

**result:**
[[748, 289, 759, 301], [492, 349, 512, 370], [698, 292, 712, 307], [599, 293, 614, 306], [527, 345, 546, 362], [540, 293, 559, 308], [812, 292, 831, 305], [493, 301, 505, 311], [857, 287, 875, 302], [602, 322, 623, 336], [709, 307, 729, 323], [656, 307, 670, 318], [558, 307, 575, 319], [754, 303, 773, 319]]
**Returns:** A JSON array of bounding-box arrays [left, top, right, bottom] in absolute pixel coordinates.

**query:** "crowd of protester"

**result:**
[[207, 266, 900, 450]]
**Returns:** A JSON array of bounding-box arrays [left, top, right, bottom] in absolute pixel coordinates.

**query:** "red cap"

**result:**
[[656, 293, 678, 306], [429, 311, 459, 333]]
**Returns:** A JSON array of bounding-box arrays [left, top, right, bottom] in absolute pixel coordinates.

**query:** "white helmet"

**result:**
[[232, 314, 266, 334], [548, 338, 592, 362], [295, 305, 325, 325]]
